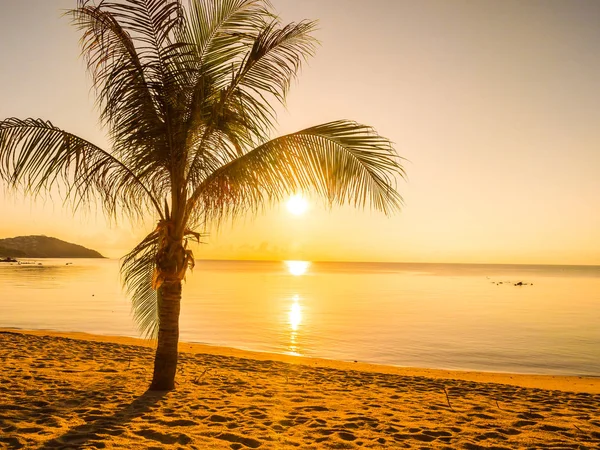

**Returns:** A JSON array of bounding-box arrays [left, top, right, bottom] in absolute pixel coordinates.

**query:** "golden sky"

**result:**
[[1, 0, 599, 264]]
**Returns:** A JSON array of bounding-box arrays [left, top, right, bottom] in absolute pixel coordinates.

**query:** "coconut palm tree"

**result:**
[[0, 0, 405, 390]]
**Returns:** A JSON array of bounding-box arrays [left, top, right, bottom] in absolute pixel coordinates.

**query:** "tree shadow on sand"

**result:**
[[38, 390, 166, 449]]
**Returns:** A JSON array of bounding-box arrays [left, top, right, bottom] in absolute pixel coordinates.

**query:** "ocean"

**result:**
[[1, 259, 599, 376]]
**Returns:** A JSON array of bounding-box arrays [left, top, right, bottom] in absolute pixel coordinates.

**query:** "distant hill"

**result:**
[[0, 236, 104, 258]]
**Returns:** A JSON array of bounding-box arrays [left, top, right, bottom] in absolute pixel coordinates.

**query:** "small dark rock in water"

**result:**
[[494, 280, 531, 286], [0, 257, 18, 263]]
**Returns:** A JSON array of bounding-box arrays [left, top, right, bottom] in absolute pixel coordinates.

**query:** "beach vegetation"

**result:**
[[0, 0, 404, 390]]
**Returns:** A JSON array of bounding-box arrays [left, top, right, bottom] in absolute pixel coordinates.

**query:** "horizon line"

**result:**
[[101, 257, 600, 268]]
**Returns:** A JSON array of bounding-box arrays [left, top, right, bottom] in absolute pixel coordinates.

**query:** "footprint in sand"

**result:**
[[214, 432, 261, 448], [512, 420, 537, 427], [133, 428, 192, 445], [517, 411, 544, 419], [161, 419, 198, 426], [208, 414, 233, 423], [0, 436, 25, 449], [337, 431, 357, 441], [297, 405, 329, 412]]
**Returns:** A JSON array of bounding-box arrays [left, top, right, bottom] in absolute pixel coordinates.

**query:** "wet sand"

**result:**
[[1, 329, 599, 449]]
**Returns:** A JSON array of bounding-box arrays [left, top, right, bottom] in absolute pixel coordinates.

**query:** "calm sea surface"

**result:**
[[1, 259, 599, 376]]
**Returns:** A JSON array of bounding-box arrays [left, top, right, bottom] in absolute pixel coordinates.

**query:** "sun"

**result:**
[[286, 194, 308, 216]]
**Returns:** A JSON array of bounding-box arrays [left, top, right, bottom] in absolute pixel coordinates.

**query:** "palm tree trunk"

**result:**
[[149, 279, 182, 391]]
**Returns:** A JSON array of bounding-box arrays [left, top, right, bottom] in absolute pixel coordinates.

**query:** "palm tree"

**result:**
[[0, 0, 405, 391]]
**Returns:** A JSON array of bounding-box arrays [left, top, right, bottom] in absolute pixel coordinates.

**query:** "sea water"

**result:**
[[1, 259, 598, 376]]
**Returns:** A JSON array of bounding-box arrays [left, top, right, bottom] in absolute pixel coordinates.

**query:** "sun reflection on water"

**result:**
[[288, 294, 303, 355], [284, 260, 310, 276], [282, 261, 309, 355], [289, 295, 302, 331]]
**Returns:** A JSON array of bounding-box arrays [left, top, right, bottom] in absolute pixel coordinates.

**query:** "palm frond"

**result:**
[[121, 230, 160, 338], [90, 0, 191, 95], [183, 15, 317, 180], [178, 0, 271, 178], [185, 127, 241, 186], [183, 0, 273, 89], [186, 120, 405, 226], [0, 118, 163, 219], [101, 0, 184, 48], [232, 19, 317, 106], [70, 0, 192, 179], [70, 2, 165, 148]]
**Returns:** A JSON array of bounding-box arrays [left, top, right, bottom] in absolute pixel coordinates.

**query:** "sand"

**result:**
[[1, 330, 599, 449]]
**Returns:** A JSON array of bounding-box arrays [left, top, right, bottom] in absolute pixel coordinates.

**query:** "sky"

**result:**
[[0, 0, 599, 264]]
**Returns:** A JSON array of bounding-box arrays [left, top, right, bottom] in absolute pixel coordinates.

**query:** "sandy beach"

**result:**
[[1, 330, 599, 449]]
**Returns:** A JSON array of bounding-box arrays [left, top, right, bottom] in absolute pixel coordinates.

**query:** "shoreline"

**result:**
[[3, 327, 599, 394], [2, 329, 599, 448]]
